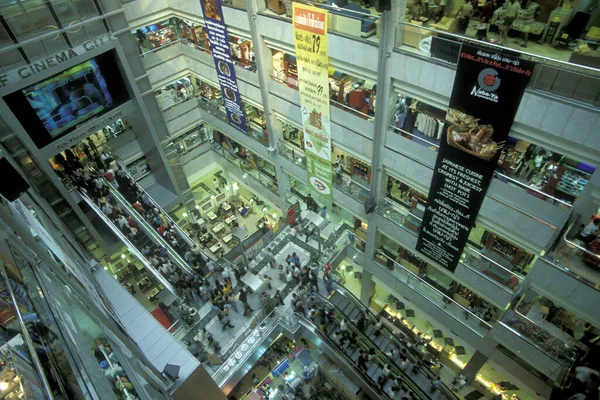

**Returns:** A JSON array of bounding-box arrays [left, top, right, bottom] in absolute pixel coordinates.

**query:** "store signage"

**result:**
[[199, 0, 247, 134], [293, 3, 333, 205], [416, 45, 533, 272], [0, 34, 111, 87]]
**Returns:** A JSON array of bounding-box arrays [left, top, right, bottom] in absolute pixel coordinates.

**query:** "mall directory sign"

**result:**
[[293, 3, 333, 205], [199, 0, 247, 134], [416, 45, 533, 272]]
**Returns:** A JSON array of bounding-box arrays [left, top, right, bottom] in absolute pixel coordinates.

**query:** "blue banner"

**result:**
[[199, 0, 247, 134]]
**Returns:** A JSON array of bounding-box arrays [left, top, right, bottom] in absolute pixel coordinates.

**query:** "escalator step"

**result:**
[[342, 302, 355, 316], [374, 335, 385, 347], [348, 308, 360, 320], [350, 349, 360, 361], [367, 363, 379, 378], [337, 298, 350, 314], [330, 293, 343, 307], [365, 325, 375, 336], [380, 339, 392, 352]]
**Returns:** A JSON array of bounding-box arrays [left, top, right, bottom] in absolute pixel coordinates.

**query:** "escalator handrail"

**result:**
[[79, 190, 183, 301], [309, 291, 434, 400], [115, 162, 203, 251], [104, 180, 199, 279], [293, 311, 390, 400], [329, 282, 459, 400]]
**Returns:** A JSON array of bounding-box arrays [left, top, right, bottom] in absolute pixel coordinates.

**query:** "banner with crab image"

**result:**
[[293, 3, 333, 207], [416, 44, 533, 272]]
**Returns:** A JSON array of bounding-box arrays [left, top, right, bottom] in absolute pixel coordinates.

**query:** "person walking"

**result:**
[[263, 274, 272, 289], [239, 289, 255, 316], [218, 307, 234, 330], [274, 290, 284, 306], [213, 178, 221, 194]]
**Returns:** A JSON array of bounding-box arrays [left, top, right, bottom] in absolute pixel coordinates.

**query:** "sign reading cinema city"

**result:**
[[293, 4, 333, 205], [416, 45, 533, 272], [199, 0, 247, 134]]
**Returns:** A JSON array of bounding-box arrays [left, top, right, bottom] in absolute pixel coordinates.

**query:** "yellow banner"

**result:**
[[293, 3, 332, 204]]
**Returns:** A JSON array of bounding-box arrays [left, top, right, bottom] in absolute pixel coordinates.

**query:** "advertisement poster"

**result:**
[[416, 45, 533, 272], [199, 0, 247, 134], [293, 4, 333, 204]]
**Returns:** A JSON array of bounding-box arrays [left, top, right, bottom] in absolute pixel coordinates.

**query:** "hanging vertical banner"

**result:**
[[416, 45, 533, 272], [293, 4, 333, 205], [199, 0, 247, 134]]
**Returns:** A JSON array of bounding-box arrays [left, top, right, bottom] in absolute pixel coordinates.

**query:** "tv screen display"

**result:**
[[5, 51, 129, 149]]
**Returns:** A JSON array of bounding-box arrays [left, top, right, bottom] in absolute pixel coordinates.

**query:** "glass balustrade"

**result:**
[[278, 141, 306, 169], [333, 174, 371, 202], [395, 21, 600, 105], [501, 310, 577, 364], [461, 247, 524, 292], [374, 250, 492, 336]]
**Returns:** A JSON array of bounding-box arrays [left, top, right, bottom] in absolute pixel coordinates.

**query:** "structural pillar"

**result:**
[[461, 350, 489, 384], [364, 7, 396, 263], [360, 269, 376, 306], [245, 0, 292, 211]]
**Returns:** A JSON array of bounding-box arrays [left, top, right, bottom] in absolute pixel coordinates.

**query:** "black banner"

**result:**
[[199, 0, 247, 134], [416, 45, 533, 272]]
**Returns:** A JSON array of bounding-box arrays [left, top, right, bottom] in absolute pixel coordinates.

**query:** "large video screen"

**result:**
[[5, 51, 129, 149]]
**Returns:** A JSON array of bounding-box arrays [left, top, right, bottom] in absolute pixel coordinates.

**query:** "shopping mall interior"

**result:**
[[0, 0, 598, 399]]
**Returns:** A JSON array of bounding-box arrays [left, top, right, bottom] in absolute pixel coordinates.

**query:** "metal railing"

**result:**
[[277, 140, 306, 169], [395, 21, 600, 105], [461, 246, 524, 293], [389, 124, 574, 209], [333, 173, 371, 202], [198, 97, 269, 148], [328, 284, 459, 400], [259, 2, 381, 44], [79, 191, 183, 300], [211, 142, 279, 194], [379, 196, 524, 292], [374, 250, 492, 336], [269, 74, 375, 121], [500, 310, 577, 364]]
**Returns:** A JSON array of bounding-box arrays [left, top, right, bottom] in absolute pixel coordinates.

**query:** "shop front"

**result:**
[[154, 75, 199, 111], [391, 91, 594, 206], [271, 49, 376, 119], [497, 139, 594, 205], [133, 18, 182, 55]]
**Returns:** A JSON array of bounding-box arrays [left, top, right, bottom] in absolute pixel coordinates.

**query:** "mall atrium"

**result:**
[[0, 0, 598, 399]]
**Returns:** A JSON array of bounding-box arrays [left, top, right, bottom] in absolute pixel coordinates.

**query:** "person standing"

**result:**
[[501, 0, 521, 41], [218, 307, 234, 330], [213, 178, 221, 194], [79, 140, 92, 160], [239, 289, 255, 316], [274, 290, 284, 306], [455, 0, 474, 35]]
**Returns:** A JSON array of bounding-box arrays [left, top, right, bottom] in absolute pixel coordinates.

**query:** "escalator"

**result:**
[[79, 190, 183, 301], [308, 291, 440, 400], [327, 285, 458, 400], [103, 180, 198, 278], [104, 164, 215, 276]]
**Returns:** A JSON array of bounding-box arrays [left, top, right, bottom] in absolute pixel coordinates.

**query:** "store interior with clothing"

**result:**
[[391, 90, 595, 207], [154, 75, 200, 112]]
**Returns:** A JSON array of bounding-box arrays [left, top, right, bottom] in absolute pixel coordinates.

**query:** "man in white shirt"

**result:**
[[579, 219, 600, 245]]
